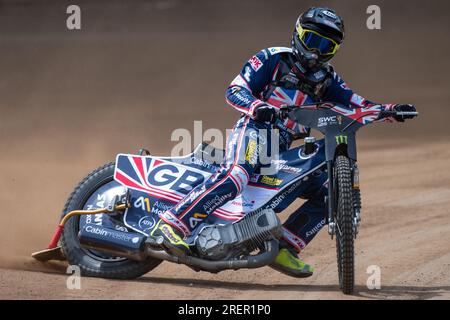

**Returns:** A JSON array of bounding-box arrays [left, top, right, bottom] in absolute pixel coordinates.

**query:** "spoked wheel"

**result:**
[[334, 155, 355, 294]]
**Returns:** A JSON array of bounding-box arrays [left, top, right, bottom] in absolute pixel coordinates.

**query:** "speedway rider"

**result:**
[[151, 7, 416, 278]]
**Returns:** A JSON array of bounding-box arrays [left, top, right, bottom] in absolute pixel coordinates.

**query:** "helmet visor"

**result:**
[[297, 25, 339, 56]]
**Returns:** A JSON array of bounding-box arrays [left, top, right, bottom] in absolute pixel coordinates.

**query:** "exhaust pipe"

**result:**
[[79, 224, 279, 271], [144, 238, 279, 272]]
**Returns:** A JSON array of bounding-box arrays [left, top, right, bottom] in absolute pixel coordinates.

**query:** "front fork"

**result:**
[[326, 161, 336, 237], [325, 160, 362, 239], [352, 164, 362, 237]]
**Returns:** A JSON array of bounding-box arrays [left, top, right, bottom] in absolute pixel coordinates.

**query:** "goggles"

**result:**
[[296, 24, 340, 56]]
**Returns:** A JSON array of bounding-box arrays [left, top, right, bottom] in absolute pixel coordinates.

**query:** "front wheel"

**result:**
[[334, 155, 355, 294], [60, 162, 162, 279]]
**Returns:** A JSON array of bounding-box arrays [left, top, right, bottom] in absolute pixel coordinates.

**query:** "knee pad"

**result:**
[[229, 165, 250, 193]]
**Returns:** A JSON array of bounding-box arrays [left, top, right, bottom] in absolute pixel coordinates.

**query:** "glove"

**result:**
[[393, 104, 416, 122], [253, 104, 278, 124]]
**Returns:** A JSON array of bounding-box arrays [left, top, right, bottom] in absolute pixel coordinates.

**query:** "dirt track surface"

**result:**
[[0, 0, 449, 299]]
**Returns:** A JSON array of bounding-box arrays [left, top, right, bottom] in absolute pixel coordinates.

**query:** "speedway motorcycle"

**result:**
[[32, 103, 417, 295]]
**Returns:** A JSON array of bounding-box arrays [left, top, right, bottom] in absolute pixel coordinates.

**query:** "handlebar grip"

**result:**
[[379, 110, 419, 117], [394, 111, 419, 116], [277, 106, 291, 120]]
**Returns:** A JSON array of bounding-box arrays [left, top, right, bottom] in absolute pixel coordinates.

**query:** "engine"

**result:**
[[194, 209, 282, 260]]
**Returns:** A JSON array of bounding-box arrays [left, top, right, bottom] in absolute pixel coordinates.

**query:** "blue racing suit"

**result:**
[[160, 47, 396, 252]]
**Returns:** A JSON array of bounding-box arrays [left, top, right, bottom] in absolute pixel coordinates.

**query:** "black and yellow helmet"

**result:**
[[292, 7, 345, 69]]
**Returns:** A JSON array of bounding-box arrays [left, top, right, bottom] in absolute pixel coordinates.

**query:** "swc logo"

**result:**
[[147, 163, 209, 196], [317, 115, 342, 127]]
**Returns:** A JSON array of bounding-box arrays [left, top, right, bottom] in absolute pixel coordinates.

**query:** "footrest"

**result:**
[[145, 235, 164, 249], [31, 246, 65, 262]]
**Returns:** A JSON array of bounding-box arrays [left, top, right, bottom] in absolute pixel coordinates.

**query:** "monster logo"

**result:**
[[335, 135, 348, 144]]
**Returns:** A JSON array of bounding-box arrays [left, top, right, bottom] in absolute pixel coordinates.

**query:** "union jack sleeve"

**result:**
[[325, 71, 399, 122], [225, 49, 281, 117]]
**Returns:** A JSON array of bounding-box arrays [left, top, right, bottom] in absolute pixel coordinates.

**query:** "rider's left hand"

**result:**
[[393, 104, 417, 122]]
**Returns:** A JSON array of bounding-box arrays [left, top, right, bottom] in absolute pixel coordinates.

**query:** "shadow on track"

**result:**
[[138, 276, 450, 300], [12, 265, 449, 299]]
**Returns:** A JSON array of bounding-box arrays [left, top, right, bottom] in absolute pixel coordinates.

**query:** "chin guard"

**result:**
[[276, 54, 332, 101]]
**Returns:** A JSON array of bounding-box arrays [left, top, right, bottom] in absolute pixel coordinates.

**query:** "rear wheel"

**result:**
[[60, 162, 162, 279], [334, 155, 355, 294]]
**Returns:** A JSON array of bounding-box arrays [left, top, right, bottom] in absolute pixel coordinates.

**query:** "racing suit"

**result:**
[[159, 47, 395, 252]]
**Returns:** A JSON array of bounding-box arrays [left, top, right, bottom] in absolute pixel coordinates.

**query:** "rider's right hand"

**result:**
[[253, 103, 278, 124]]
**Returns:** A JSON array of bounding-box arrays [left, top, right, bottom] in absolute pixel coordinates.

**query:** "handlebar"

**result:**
[[379, 111, 419, 116], [278, 104, 419, 121]]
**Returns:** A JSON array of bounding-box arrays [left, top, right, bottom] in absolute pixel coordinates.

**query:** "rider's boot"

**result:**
[[270, 247, 314, 278], [150, 220, 190, 257]]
